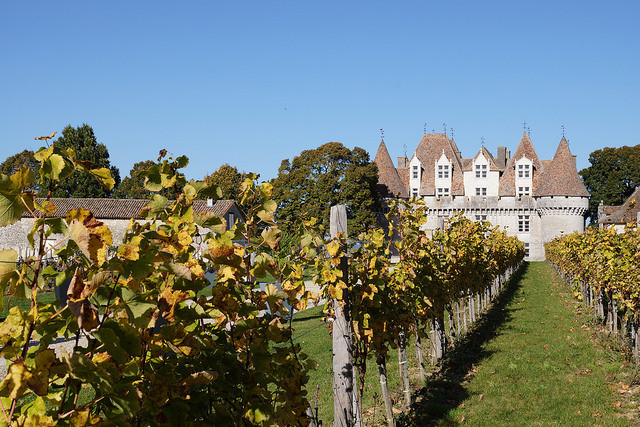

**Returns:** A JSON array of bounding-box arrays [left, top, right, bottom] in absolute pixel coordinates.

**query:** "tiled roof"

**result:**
[[26, 198, 236, 219], [450, 138, 462, 157], [414, 133, 465, 196], [535, 138, 590, 197], [398, 167, 410, 192], [499, 132, 543, 196], [374, 140, 409, 198], [600, 187, 640, 224]]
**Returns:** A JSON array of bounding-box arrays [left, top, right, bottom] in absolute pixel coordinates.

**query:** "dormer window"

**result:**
[[475, 187, 487, 196], [475, 164, 487, 178], [412, 187, 419, 197], [438, 164, 450, 179], [412, 165, 419, 179], [515, 157, 533, 198]]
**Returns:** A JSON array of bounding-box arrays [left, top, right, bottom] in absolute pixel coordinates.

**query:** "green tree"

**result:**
[[579, 145, 640, 223], [0, 149, 39, 191], [272, 142, 381, 235], [203, 163, 243, 200], [45, 124, 121, 198], [114, 158, 187, 199], [0, 149, 38, 176], [114, 160, 155, 199]]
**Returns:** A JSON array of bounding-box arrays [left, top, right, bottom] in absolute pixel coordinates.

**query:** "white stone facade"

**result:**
[[418, 195, 587, 261]]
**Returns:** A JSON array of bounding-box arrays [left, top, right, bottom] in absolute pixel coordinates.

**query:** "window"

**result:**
[[524, 243, 530, 257], [412, 165, 418, 179], [518, 186, 530, 197], [475, 187, 486, 196], [475, 164, 487, 178], [438, 164, 450, 179], [518, 164, 531, 178], [437, 187, 450, 197], [475, 215, 487, 221], [412, 188, 419, 197], [518, 215, 530, 232], [438, 165, 449, 178]]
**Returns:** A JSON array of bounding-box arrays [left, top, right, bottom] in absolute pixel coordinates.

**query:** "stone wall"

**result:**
[[418, 195, 588, 261]]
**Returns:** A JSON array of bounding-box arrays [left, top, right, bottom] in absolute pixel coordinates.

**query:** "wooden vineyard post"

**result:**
[[330, 205, 360, 426], [431, 217, 446, 362]]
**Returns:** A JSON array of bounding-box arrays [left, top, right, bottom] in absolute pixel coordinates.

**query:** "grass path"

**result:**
[[401, 261, 638, 426]]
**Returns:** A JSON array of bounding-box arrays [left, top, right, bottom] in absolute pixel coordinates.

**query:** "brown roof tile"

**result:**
[[535, 137, 590, 197], [414, 133, 465, 196], [374, 140, 409, 198], [27, 198, 236, 219], [398, 167, 410, 191], [499, 132, 543, 196]]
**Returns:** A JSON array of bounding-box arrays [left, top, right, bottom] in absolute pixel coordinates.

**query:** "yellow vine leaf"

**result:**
[[327, 241, 341, 257], [66, 209, 113, 266], [34, 131, 56, 140]]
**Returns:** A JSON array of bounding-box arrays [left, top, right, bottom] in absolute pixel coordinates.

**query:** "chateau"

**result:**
[[375, 131, 590, 260]]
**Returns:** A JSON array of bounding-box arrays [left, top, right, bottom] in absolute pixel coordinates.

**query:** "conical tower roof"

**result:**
[[536, 137, 590, 197], [499, 132, 543, 196], [374, 140, 408, 198]]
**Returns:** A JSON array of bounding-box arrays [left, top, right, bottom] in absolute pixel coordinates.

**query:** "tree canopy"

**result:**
[[114, 158, 187, 199], [272, 142, 381, 236], [46, 124, 121, 198], [113, 160, 157, 199], [0, 149, 39, 191], [203, 164, 243, 200], [579, 144, 640, 223], [0, 149, 38, 176]]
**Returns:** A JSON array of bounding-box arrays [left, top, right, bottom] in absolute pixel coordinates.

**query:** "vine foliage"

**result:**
[[0, 139, 316, 425]]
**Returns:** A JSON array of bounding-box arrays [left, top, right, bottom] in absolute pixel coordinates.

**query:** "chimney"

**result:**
[[206, 198, 213, 207], [397, 157, 408, 168], [497, 146, 508, 169], [572, 155, 577, 168]]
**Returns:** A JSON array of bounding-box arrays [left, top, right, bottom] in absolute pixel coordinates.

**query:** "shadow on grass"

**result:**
[[292, 306, 326, 322], [398, 262, 529, 426]]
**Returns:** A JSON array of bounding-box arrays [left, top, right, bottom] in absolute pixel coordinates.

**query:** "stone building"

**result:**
[[375, 131, 590, 260], [0, 198, 242, 259], [598, 187, 640, 232]]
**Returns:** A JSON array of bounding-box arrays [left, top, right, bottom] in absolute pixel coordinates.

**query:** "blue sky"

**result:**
[[2, 1, 638, 183]]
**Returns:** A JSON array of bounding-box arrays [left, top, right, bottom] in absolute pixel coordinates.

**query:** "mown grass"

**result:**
[[0, 291, 56, 321], [399, 261, 636, 426]]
